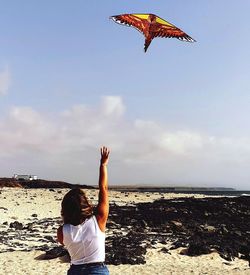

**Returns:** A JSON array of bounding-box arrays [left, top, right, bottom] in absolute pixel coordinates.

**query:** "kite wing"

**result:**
[[110, 14, 147, 35], [110, 13, 196, 52], [153, 16, 196, 42]]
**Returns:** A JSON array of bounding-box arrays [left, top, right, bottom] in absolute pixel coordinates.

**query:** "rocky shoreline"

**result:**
[[0, 193, 249, 266], [0, 178, 94, 189]]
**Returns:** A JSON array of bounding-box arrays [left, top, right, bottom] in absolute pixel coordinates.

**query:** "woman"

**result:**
[[57, 146, 110, 275]]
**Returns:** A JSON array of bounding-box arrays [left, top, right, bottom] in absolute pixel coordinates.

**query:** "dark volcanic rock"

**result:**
[[186, 241, 212, 256], [9, 221, 23, 230], [0, 177, 95, 189], [106, 230, 147, 265], [23, 179, 95, 189], [0, 178, 23, 188], [104, 196, 250, 265], [43, 236, 56, 243], [43, 246, 68, 259], [160, 247, 170, 254]]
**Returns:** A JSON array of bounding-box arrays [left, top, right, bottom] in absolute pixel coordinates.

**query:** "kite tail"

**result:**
[[144, 38, 152, 52]]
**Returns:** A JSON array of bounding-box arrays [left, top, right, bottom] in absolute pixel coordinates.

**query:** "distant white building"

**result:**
[[13, 174, 38, 181]]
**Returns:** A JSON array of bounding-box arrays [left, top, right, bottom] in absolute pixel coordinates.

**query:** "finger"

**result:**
[[100, 146, 110, 156], [104, 149, 110, 159]]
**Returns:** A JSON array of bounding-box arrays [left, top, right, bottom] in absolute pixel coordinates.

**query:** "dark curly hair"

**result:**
[[61, 188, 93, 225]]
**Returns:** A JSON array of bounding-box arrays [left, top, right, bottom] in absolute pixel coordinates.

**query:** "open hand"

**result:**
[[100, 146, 110, 166]]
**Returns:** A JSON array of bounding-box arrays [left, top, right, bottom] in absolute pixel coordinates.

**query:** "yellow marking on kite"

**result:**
[[156, 17, 174, 27], [132, 14, 149, 20]]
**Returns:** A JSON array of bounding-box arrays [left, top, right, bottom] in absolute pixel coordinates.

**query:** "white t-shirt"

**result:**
[[63, 215, 105, 265]]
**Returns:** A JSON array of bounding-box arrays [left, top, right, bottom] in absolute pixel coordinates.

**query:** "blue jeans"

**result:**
[[67, 263, 109, 275]]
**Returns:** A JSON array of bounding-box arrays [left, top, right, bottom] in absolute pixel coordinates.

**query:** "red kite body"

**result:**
[[110, 13, 196, 52]]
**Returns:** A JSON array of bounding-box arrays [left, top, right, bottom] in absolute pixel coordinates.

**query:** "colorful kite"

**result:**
[[110, 13, 196, 52]]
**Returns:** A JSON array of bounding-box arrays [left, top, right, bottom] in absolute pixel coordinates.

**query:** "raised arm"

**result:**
[[96, 146, 110, 232]]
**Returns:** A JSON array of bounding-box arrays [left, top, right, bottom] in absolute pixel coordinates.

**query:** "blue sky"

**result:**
[[0, 1, 250, 189]]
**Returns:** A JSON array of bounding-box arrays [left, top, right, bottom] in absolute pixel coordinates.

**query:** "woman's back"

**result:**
[[63, 216, 105, 265]]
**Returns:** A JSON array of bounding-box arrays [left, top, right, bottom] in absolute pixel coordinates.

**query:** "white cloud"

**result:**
[[0, 67, 10, 95], [0, 106, 56, 155], [0, 96, 250, 188], [101, 96, 125, 117], [159, 132, 204, 154]]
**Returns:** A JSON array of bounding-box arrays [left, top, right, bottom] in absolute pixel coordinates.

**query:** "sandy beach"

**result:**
[[0, 188, 249, 275]]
